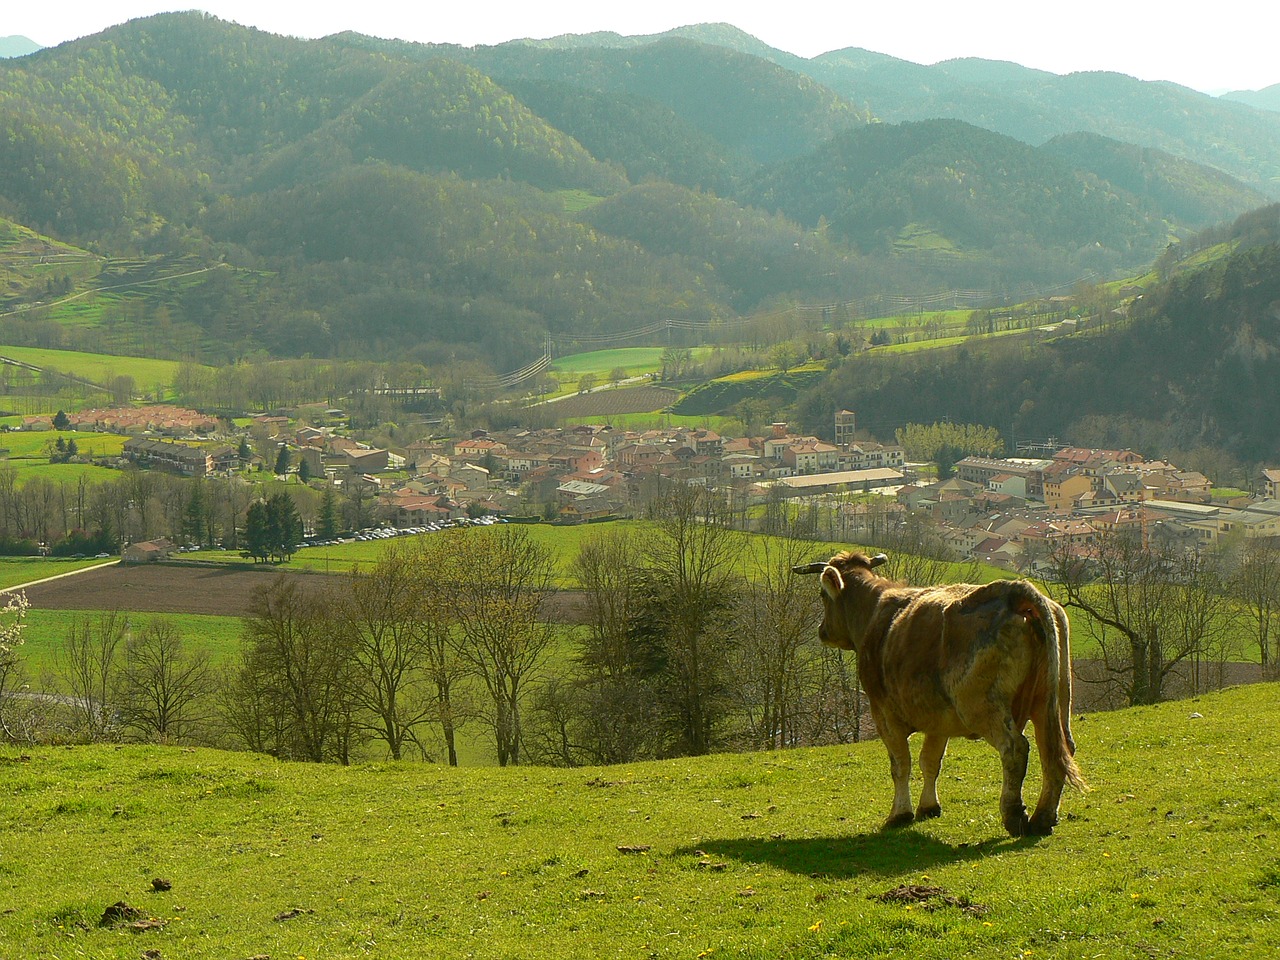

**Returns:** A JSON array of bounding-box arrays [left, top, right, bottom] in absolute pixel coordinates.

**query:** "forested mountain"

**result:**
[[513, 22, 1280, 195], [795, 204, 1280, 470], [580, 184, 854, 312], [0, 12, 1276, 373], [740, 119, 1207, 288], [357, 34, 867, 166]]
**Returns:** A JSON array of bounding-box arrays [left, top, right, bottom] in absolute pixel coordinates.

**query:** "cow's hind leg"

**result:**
[[879, 723, 915, 829], [916, 733, 948, 821], [967, 712, 1031, 837], [990, 721, 1031, 837], [1027, 716, 1067, 835]]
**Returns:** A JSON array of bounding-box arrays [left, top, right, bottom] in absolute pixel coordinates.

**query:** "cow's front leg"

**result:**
[[879, 725, 915, 829], [916, 733, 948, 821]]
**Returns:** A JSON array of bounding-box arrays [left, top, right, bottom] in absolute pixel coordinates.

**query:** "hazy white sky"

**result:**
[[5, 1, 1278, 94]]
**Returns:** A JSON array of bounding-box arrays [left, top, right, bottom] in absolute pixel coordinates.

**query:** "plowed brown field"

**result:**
[[20, 561, 589, 621], [20, 562, 331, 616]]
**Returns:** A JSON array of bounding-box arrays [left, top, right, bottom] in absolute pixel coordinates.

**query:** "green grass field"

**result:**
[[0, 683, 1275, 958], [151, 523, 1261, 662], [171, 521, 865, 588], [549, 347, 672, 377], [18, 609, 246, 678], [560, 410, 740, 433], [0, 345, 191, 394], [0, 430, 128, 459], [0, 429, 130, 486]]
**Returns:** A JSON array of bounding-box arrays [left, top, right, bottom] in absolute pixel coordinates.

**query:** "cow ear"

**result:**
[[820, 565, 844, 599], [869, 553, 888, 568]]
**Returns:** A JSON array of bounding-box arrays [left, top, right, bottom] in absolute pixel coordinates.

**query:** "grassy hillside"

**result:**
[[0, 346, 186, 395], [1, 683, 1276, 958]]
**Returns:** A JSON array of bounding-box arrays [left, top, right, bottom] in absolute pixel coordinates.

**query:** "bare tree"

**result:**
[[880, 511, 963, 586], [1051, 531, 1234, 705], [1232, 537, 1280, 676], [117, 618, 214, 742], [444, 525, 557, 766], [412, 537, 473, 766], [805, 648, 868, 745], [57, 610, 128, 741], [235, 576, 358, 762], [729, 534, 822, 750], [339, 541, 441, 760]]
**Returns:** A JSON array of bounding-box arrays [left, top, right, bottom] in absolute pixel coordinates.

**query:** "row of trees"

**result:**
[[225, 490, 865, 766], [0, 462, 379, 557], [0, 487, 869, 765]]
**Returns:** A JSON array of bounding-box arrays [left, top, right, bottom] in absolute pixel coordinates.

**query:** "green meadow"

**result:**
[[0, 683, 1275, 958], [0, 430, 128, 459], [0, 556, 116, 590], [0, 429, 129, 485], [17, 609, 246, 678], [0, 344, 189, 394]]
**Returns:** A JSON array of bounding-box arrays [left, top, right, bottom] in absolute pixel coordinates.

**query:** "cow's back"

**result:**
[[858, 582, 1044, 738]]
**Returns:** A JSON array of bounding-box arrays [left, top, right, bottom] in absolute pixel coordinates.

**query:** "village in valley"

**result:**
[[29, 400, 1280, 570]]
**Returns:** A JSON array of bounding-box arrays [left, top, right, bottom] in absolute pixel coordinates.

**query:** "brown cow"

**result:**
[[795, 551, 1084, 836]]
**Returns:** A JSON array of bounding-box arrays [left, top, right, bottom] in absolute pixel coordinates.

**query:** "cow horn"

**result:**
[[869, 553, 889, 567], [791, 561, 828, 575]]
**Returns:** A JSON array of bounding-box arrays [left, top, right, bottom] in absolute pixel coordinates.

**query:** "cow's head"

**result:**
[[793, 551, 888, 650]]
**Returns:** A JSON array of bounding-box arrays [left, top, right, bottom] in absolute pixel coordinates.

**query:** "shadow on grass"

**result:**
[[675, 829, 1039, 879]]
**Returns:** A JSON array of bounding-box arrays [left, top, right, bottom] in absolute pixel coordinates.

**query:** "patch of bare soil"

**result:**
[[21, 562, 329, 616], [22, 561, 591, 621], [872, 884, 988, 915]]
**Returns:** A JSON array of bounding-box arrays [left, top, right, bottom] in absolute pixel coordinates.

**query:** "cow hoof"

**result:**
[[1026, 812, 1057, 836], [882, 812, 915, 830], [916, 804, 942, 820], [1002, 809, 1030, 837]]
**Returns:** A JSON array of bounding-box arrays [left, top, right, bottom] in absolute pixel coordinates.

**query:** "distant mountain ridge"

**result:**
[[1222, 83, 1280, 114], [0, 11, 1275, 373], [0, 36, 41, 58]]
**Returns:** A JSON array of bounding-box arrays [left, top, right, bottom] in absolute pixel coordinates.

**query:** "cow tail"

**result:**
[[1021, 584, 1086, 792]]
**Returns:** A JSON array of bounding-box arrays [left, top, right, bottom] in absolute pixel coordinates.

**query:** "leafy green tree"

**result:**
[[242, 501, 271, 563], [297, 457, 312, 484], [183, 482, 206, 546], [639, 484, 742, 756], [265, 492, 304, 562], [52, 410, 70, 431], [565, 528, 663, 764], [274, 445, 291, 476], [317, 485, 339, 540]]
